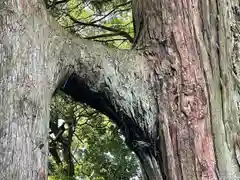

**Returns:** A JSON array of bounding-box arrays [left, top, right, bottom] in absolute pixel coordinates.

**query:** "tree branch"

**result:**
[[68, 15, 133, 43], [51, 33, 158, 146], [84, 33, 126, 40], [91, 1, 131, 24]]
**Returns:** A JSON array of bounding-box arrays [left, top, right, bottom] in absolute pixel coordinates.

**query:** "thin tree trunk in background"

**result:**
[[0, 0, 240, 180]]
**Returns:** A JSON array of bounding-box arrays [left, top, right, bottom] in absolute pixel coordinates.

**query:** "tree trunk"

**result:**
[[131, 0, 240, 179], [0, 0, 240, 180], [0, 1, 64, 179]]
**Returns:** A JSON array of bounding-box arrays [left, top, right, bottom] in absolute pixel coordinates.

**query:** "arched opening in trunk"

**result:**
[[48, 76, 142, 180]]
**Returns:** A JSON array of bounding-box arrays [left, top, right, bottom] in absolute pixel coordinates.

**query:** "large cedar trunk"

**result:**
[[131, 0, 240, 179], [0, 0, 240, 180]]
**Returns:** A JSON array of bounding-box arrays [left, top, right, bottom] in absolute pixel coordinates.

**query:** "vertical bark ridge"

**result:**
[[231, 0, 240, 169], [196, 0, 240, 178]]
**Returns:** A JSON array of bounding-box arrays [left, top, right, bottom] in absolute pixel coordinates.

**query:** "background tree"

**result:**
[[48, 92, 141, 180], [0, 0, 240, 180]]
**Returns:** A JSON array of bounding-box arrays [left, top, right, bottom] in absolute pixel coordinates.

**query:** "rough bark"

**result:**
[[0, 0, 239, 180], [133, 0, 240, 180], [132, 0, 240, 179]]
